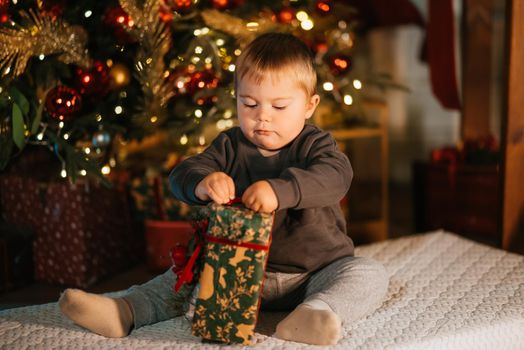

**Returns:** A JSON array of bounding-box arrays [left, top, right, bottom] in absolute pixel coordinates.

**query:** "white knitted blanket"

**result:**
[[1, 230, 523, 349]]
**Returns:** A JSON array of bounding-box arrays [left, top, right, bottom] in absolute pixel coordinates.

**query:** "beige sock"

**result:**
[[59, 288, 134, 338], [274, 299, 342, 345]]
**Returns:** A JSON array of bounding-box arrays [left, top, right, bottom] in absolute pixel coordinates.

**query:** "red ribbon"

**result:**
[[226, 197, 243, 205], [174, 241, 202, 292], [204, 234, 270, 251], [173, 219, 206, 292], [173, 198, 247, 292]]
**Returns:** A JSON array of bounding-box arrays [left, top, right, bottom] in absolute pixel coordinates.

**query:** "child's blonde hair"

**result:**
[[234, 32, 317, 97]]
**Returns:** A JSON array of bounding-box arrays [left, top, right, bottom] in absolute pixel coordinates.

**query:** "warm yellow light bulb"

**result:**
[[344, 95, 353, 105], [323, 82, 334, 91], [301, 19, 314, 30]]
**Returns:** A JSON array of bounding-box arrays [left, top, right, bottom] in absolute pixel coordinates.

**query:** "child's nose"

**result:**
[[257, 108, 271, 122]]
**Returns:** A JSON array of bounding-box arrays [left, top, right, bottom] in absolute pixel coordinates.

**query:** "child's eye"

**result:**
[[244, 103, 257, 109], [273, 106, 287, 110]]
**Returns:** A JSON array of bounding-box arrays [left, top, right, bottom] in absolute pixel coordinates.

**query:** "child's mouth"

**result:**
[[255, 130, 272, 136]]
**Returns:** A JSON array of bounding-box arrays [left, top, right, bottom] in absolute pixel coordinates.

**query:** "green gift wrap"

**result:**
[[191, 202, 273, 345]]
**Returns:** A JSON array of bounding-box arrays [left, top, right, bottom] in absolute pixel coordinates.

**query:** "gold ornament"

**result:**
[[0, 9, 89, 77], [109, 63, 131, 88]]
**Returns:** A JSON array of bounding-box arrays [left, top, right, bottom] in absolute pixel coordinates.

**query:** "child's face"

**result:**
[[236, 72, 319, 152]]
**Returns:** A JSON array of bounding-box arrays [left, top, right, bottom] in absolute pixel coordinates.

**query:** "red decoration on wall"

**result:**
[[427, 0, 461, 109], [340, 0, 425, 30]]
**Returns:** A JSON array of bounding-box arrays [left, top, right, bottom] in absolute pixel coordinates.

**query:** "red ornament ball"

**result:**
[[0, 0, 8, 11], [45, 86, 82, 121], [103, 6, 135, 44], [196, 95, 219, 107], [186, 69, 220, 96], [328, 54, 352, 76], [312, 41, 328, 55], [40, 0, 67, 18], [277, 7, 296, 24], [158, 0, 174, 22], [211, 0, 245, 10], [0, 0, 9, 22], [76, 61, 110, 96], [168, 0, 195, 12], [315, 0, 333, 15], [212, 0, 231, 10]]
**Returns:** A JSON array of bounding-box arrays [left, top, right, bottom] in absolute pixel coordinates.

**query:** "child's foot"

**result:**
[[274, 301, 342, 345], [59, 289, 133, 338]]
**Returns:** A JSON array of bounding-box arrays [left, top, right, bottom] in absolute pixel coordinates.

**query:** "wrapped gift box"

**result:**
[[191, 203, 273, 345], [0, 223, 34, 291], [0, 175, 143, 288], [128, 175, 196, 272], [412, 162, 499, 246]]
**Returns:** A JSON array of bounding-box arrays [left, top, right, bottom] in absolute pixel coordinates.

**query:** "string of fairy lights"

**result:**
[[0, 0, 365, 181]]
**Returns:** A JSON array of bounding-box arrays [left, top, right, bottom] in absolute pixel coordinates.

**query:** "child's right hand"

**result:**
[[195, 172, 235, 204]]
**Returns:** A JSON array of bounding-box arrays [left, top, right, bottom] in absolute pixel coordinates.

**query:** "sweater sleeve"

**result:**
[[169, 132, 233, 205], [266, 130, 353, 210]]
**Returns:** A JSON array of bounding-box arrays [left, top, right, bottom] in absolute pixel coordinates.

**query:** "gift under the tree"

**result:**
[[190, 202, 273, 345], [0, 222, 34, 291], [0, 175, 143, 288], [128, 175, 197, 271], [413, 137, 500, 246]]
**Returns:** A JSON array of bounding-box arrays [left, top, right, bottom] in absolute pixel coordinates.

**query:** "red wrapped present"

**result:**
[[145, 220, 193, 272], [0, 175, 143, 288]]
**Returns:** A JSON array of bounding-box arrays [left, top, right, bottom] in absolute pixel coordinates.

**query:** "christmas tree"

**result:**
[[0, 0, 372, 184]]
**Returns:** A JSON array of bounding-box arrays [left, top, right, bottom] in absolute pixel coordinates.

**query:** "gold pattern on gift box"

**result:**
[[191, 203, 273, 344]]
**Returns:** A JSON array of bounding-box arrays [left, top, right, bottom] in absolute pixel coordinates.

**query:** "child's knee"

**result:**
[[352, 257, 389, 292]]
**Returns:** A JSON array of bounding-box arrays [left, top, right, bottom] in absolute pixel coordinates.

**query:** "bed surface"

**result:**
[[1, 230, 523, 349]]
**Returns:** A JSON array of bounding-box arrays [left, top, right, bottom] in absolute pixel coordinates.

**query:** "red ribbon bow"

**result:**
[[172, 198, 243, 292], [172, 219, 207, 292]]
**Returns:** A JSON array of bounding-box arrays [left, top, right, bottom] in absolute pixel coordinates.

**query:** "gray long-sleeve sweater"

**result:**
[[169, 125, 354, 273]]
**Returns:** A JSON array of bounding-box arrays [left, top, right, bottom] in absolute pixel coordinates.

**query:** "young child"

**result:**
[[59, 32, 389, 346]]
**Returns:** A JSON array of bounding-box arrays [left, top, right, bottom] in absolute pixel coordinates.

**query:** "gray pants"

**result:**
[[124, 256, 389, 329]]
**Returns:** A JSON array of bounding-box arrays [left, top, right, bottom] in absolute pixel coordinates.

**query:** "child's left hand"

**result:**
[[242, 181, 278, 213]]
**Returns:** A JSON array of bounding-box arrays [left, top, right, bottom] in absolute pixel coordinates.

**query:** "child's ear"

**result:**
[[305, 94, 320, 120]]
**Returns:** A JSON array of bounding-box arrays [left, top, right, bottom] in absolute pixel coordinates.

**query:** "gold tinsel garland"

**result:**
[[200, 9, 279, 47], [0, 9, 89, 77], [119, 0, 173, 128]]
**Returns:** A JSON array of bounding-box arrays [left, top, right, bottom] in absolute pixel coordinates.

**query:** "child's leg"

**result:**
[[60, 268, 188, 337], [59, 288, 133, 338], [274, 256, 389, 345]]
